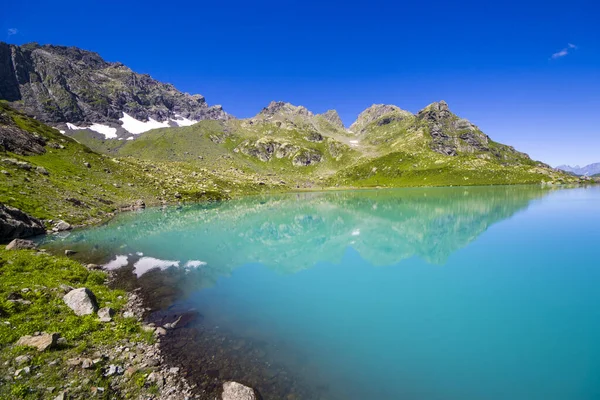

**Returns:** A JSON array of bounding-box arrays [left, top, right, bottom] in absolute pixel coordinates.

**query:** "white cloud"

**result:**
[[551, 43, 578, 59], [7, 28, 18, 36], [551, 49, 568, 59]]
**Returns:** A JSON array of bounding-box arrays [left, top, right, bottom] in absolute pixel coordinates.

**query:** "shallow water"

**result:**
[[45, 186, 600, 399]]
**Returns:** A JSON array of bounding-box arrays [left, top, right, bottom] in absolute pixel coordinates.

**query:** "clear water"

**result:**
[[47, 186, 600, 399]]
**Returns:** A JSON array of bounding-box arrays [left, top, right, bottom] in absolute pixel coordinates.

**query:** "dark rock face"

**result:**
[[0, 204, 45, 243], [0, 108, 46, 155], [0, 42, 230, 127], [293, 149, 322, 166], [417, 101, 531, 162]]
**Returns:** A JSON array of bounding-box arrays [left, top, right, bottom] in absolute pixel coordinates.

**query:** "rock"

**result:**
[[63, 288, 98, 316], [81, 358, 94, 369], [64, 249, 76, 256], [147, 371, 164, 387], [15, 366, 31, 376], [154, 327, 167, 336], [53, 392, 67, 400], [16, 333, 59, 351], [5, 238, 37, 250], [36, 166, 49, 175], [133, 199, 145, 210], [86, 263, 101, 270], [83, 162, 91, 168], [58, 284, 74, 293], [97, 307, 115, 322], [104, 364, 124, 377], [222, 381, 257, 400], [14, 355, 32, 365], [67, 357, 82, 366], [0, 204, 45, 242], [53, 220, 72, 232]]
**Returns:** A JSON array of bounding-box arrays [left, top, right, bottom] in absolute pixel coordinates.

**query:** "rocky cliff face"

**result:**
[[0, 42, 229, 138]]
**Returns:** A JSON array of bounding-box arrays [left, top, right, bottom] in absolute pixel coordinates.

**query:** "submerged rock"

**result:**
[[222, 381, 257, 400], [63, 288, 98, 316]]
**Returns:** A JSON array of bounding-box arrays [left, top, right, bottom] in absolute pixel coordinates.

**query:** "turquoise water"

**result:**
[[47, 186, 600, 399]]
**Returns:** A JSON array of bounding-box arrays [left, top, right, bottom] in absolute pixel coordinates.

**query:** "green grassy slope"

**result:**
[[0, 103, 280, 227]]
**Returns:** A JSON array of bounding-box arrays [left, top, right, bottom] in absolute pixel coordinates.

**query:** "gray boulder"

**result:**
[[98, 307, 115, 322], [0, 204, 45, 242], [222, 382, 257, 400], [53, 220, 72, 232], [16, 332, 59, 351], [5, 238, 37, 250], [63, 288, 98, 316]]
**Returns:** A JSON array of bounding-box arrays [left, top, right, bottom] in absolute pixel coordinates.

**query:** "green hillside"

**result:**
[[0, 102, 280, 227]]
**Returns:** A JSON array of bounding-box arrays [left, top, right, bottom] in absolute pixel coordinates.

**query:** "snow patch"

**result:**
[[66, 122, 84, 130], [89, 123, 117, 139], [133, 257, 180, 277], [120, 113, 170, 134], [59, 130, 65, 134], [65, 122, 117, 139], [184, 260, 207, 268], [172, 116, 198, 127], [126, 136, 134, 141]]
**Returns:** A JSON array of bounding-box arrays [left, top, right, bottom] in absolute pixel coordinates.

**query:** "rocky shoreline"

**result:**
[[0, 239, 261, 400]]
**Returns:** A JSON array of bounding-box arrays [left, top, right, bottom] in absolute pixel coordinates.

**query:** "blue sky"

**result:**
[[2, 0, 599, 166]]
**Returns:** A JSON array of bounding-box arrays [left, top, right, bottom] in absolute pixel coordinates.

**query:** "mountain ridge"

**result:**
[[556, 162, 600, 176], [0, 41, 230, 139]]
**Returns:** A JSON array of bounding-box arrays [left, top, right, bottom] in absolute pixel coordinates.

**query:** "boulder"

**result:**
[[16, 332, 59, 351], [5, 238, 37, 250], [0, 204, 45, 242], [98, 307, 115, 322], [63, 288, 98, 316], [222, 382, 257, 400], [53, 220, 72, 232]]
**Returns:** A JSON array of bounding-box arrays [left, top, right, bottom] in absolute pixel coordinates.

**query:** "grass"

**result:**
[[0, 248, 154, 399]]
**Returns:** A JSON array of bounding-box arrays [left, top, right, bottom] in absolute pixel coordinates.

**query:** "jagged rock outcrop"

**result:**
[[0, 108, 46, 155], [0, 204, 45, 242], [416, 101, 531, 162], [318, 110, 345, 129], [349, 104, 413, 134], [258, 101, 312, 118], [0, 42, 230, 137]]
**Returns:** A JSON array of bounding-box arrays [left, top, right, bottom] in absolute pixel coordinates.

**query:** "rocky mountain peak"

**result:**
[[417, 100, 452, 121], [258, 101, 313, 118], [318, 110, 344, 129], [349, 104, 413, 133], [0, 41, 230, 139]]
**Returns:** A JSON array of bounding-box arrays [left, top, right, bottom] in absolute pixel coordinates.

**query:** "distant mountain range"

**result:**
[[556, 163, 600, 176]]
